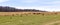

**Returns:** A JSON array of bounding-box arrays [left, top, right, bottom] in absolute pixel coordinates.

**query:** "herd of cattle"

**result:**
[[0, 12, 59, 16]]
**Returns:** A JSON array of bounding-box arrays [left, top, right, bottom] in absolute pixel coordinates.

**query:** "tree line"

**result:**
[[0, 6, 47, 12]]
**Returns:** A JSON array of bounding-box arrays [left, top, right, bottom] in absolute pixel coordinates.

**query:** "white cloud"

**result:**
[[14, 6, 60, 12], [0, 0, 9, 3]]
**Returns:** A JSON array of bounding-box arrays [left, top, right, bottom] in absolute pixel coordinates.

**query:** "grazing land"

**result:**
[[0, 12, 60, 25]]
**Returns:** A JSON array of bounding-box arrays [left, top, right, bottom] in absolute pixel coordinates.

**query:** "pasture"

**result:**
[[0, 12, 60, 25]]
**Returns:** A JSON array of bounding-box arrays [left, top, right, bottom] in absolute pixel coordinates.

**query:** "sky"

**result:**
[[0, 0, 60, 11]]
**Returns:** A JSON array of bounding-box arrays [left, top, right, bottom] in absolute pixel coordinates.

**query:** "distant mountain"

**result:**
[[0, 6, 47, 12]]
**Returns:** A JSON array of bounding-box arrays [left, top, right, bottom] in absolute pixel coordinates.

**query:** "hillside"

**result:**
[[0, 6, 47, 12]]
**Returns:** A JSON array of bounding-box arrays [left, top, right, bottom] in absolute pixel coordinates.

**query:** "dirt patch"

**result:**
[[44, 20, 60, 25]]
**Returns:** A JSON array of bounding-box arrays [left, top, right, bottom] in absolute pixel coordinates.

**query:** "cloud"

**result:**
[[14, 5, 60, 12], [0, 0, 9, 3]]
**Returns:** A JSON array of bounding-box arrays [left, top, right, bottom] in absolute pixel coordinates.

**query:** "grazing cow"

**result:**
[[12, 14, 15, 16], [36, 13, 41, 15], [42, 13, 45, 16], [55, 13, 57, 15], [33, 13, 41, 15], [33, 13, 36, 15]]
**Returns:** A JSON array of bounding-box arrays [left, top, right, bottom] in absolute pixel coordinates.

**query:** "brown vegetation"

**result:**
[[0, 12, 60, 16]]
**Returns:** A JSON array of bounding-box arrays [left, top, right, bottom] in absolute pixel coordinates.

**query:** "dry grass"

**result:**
[[0, 12, 60, 16]]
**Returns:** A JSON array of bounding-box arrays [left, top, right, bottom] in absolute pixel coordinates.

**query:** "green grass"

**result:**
[[0, 14, 60, 25]]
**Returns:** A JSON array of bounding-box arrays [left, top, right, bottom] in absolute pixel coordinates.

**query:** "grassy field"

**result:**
[[0, 12, 60, 25]]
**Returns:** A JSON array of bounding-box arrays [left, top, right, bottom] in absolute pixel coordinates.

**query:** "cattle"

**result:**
[[55, 13, 58, 15], [32, 13, 41, 15], [41, 13, 45, 16], [12, 14, 15, 16], [33, 13, 36, 15], [36, 13, 41, 15]]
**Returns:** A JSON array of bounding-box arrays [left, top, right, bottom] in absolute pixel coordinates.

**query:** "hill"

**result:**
[[0, 6, 47, 12]]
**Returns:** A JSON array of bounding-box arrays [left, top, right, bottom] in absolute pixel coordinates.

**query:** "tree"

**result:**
[[0, 6, 47, 12]]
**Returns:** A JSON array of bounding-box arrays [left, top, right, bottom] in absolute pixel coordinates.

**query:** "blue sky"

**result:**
[[0, 0, 60, 11]]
